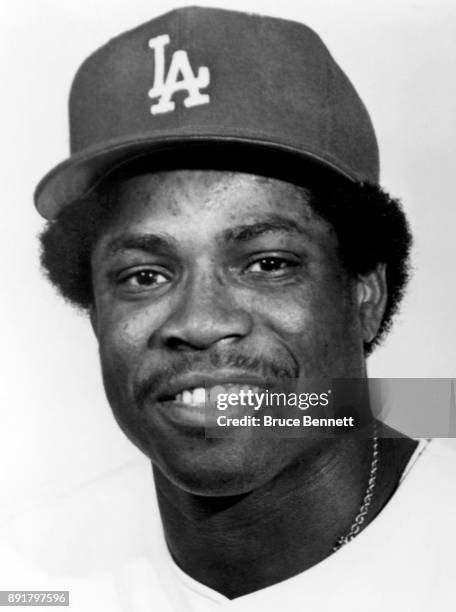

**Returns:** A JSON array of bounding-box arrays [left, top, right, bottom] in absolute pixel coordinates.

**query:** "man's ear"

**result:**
[[356, 264, 387, 344], [89, 304, 99, 339]]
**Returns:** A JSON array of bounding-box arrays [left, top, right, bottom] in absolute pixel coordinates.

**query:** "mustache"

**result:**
[[133, 349, 299, 407]]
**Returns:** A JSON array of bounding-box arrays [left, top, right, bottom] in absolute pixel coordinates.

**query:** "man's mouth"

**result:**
[[151, 381, 266, 430], [145, 371, 274, 430], [169, 385, 263, 407]]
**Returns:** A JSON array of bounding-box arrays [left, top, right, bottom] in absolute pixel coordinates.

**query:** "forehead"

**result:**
[[104, 169, 318, 231]]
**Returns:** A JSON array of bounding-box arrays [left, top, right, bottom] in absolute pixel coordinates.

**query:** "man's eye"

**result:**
[[120, 269, 169, 289], [245, 257, 297, 274]]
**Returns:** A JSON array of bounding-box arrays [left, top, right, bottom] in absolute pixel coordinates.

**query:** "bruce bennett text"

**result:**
[[216, 416, 355, 428]]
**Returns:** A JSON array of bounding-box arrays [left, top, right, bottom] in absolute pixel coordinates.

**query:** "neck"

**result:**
[[152, 435, 416, 599]]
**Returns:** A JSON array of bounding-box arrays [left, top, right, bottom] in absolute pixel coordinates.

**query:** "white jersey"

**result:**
[[1, 440, 455, 611]]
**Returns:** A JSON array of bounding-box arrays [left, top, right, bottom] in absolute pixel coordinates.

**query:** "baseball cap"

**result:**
[[34, 6, 379, 220]]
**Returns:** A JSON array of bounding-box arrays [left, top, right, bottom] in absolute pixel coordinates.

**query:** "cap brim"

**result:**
[[34, 130, 357, 220]]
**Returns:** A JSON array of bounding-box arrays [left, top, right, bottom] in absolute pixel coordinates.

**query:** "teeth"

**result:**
[[208, 385, 228, 403], [182, 390, 193, 405], [174, 387, 207, 406], [242, 384, 258, 395], [193, 388, 206, 404], [173, 385, 263, 406]]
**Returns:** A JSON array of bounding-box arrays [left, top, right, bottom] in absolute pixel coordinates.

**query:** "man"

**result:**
[[29, 6, 455, 611]]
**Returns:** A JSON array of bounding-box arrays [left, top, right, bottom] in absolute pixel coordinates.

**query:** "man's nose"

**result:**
[[155, 273, 254, 350]]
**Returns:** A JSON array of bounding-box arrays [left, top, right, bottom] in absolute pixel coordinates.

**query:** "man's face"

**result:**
[[91, 169, 373, 495]]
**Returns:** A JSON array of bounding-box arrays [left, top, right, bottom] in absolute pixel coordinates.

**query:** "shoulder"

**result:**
[[0, 460, 161, 580], [388, 439, 456, 543], [406, 438, 456, 484]]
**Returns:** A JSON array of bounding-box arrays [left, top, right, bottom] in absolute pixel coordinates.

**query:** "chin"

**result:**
[[149, 436, 283, 497]]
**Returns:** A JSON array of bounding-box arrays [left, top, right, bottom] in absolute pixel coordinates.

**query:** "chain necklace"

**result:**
[[333, 423, 380, 552]]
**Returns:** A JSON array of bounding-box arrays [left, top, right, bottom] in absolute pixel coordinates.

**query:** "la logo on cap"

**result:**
[[148, 34, 211, 115]]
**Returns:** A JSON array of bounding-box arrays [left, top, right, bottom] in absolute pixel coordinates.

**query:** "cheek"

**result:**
[[96, 306, 155, 408], [259, 278, 351, 332], [95, 308, 159, 456], [97, 298, 166, 357], [251, 275, 360, 371]]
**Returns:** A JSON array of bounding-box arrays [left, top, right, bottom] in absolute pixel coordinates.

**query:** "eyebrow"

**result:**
[[220, 214, 312, 243], [104, 233, 179, 257], [102, 214, 312, 256]]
